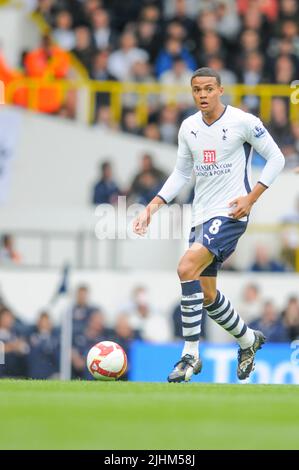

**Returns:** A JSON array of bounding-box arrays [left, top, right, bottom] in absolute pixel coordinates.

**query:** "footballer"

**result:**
[[133, 67, 285, 382]]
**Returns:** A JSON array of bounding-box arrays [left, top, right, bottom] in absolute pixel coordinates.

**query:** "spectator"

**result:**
[[194, 8, 218, 36], [71, 285, 100, 334], [0, 234, 22, 265], [136, 20, 162, 64], [279, 0, 299, 22], [215, 1, 241, 41], [91, 8, 116, 50], [139, 3, 162, 23], [155, 37, 196, 78], [167, 0, 197, 34], [27, 312, 60, 379], [207, 56, 237, 86], [238, 0, 278, 23], [60, 0, 85, 28], [129, 153, 167, 200], [241, 51, 265, 113], [249, 245, 288, 272], [25, 34, 70, 79], [249, 301, 288, 342], [92, 49, 117, 109], [197, 32, 226, 69], [143, 123, 161, 141], [165, 20, 188, 45], [159, 105, 179, 144], [108, 31, 149, 81], [52, 10, 76, 51], [273, 54, 296, 84], [130, 60, 155, 84], [83, 0, 104, 25], [112, 314, 137, 351], [36, 0, 56, 25], [23, 34, 70, 113], [135, 171, 162, 205], [122, 60, 156, 109], [91, 49, 116, 81], [280, 20, 299, 56], [92, 161, 121, 205], [238, 283, 264, 323], [107, 0, 145, 32], [160, 56, 194, 108], [234, 28, 262, 74], [0, 307, 28, 378], [121, 109, 142, 136], [120, 286, 171, 342], [94, 105, 120, 131], [71, 26, 96, 74], [282, 296, 299, 341], [268, 98, 291, 145], [242, 8, 272, 47]]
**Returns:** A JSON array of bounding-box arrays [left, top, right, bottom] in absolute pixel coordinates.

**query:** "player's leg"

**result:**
[[167, 243, 214, 383], [199, 216, 266, 379], [201, 276, 255, 347], [200, 275, 265, 380]]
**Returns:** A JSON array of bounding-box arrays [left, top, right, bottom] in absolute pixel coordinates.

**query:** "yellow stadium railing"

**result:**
[[4, 79, 299, 126]]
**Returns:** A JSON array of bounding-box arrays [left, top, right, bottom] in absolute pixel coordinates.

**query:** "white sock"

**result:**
[[237, 328, 255, 349], [182, 340, 199, 358]]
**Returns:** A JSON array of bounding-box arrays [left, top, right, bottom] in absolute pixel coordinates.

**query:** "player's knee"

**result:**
[[177, 261, 196, 281]]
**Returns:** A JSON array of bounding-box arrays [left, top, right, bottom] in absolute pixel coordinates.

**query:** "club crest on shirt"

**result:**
[[222, 128, 228, 140], [203, 150, 216, 163], [253, 124, 266, 138]]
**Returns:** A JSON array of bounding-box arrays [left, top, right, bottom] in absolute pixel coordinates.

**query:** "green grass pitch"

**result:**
[[0, 380, 298, 449]]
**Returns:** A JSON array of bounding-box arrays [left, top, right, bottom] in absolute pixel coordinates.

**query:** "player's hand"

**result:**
[[133, 208, 151, 236], [228, 195, 253, 219]]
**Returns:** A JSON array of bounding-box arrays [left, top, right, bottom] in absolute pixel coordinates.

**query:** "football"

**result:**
[[86, 341, 127, 380]]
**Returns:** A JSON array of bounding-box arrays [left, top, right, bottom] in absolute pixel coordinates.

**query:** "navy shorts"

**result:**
[[188, 216, 248, 277]]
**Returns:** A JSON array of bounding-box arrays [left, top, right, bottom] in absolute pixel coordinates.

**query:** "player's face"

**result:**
[[191, 76, 223, 114]]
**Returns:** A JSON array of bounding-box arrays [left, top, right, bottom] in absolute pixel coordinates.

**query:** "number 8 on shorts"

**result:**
[[209, 219, 222, 235]]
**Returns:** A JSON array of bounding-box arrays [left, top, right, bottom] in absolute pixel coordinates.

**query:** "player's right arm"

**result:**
[[133, 123, 193, 236]]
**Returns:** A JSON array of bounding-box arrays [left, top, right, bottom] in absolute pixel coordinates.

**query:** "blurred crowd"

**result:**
[[91, 153, 167, 206], [1, 0, 299, 165], [0, 280, 299, 380]]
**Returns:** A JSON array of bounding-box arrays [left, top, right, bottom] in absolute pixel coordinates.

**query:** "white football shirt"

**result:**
[[158, 105, 285, 226]]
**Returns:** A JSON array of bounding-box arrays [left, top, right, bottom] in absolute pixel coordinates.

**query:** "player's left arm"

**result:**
[[229, 116, 285, 219]]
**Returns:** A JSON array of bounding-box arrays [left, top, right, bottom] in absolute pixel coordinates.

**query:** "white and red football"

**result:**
[[86, 341, 127, 380]]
